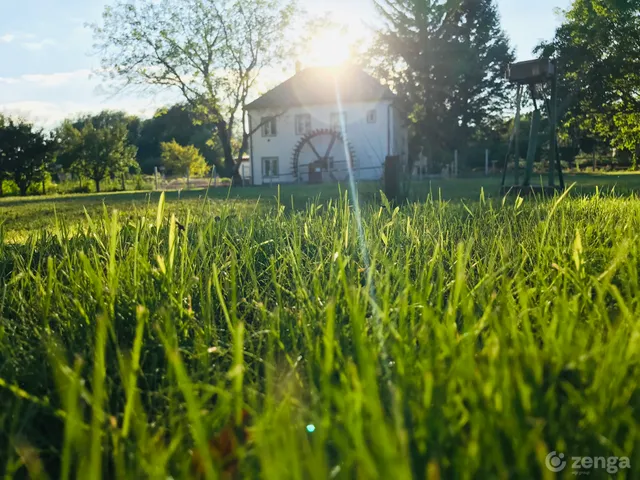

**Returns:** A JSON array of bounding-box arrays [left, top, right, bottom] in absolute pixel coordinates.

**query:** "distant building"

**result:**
[[246, 66, 408, 186], [238, 155, 251, 183]]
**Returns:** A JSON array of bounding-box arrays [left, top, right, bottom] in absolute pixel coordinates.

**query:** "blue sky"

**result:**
[[0, 0, 572, 127]]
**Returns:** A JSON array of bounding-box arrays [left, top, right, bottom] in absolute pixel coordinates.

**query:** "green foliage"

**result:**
[[538, 0, 640, 165], [1, 189, 640, 477], [0, 117, 55, 196], [93, 0, 298, 178], [136, 104, 223, 174], [56, 113, 139, 192], [160, 140, 209, 177], [370, 0, 514, 168]]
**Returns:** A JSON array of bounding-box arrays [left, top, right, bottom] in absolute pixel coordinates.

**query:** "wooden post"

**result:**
[[524, 109, 541, 186], [548, 73, 558, 187], [454, 150, 459, 177], [593, 150, 597, 172], [154, 167, 159, 190], [121, 172, 126, 191], [186, 167, 190, 190], [384, 155, 401, 201], [514, 84, 523, 185], [485, 149, 489, 176]]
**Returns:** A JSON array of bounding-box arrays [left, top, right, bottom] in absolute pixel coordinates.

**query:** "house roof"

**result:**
[[246, 66, 396, 110]]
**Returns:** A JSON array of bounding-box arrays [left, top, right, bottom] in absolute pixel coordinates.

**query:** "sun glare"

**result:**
[[306, 30, 353, 67]]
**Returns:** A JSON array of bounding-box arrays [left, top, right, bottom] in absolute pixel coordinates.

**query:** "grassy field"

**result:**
[[1, 175, 640, 478], [3, 172, 640, 237]]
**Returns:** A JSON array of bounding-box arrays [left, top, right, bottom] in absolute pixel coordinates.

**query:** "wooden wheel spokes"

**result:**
[[291, 128, 356, 179]]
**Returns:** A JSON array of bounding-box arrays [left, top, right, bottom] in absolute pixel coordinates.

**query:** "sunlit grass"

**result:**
[[1, 189, 640, 478]]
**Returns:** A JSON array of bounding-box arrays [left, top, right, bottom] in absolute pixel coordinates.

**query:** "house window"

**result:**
[[367, 110, 377, 123], [262, 157, 279, 178], [330, 112, 347, 131], [295, 114, 312, 135], [261, 117, 277, 137]]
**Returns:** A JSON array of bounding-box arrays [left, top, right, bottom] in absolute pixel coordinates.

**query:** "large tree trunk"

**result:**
[[231, 168, 243, 186], [19, 183, 28, 196], [95, 179, 101, 193], [217, 121, 235, 175], [216, 121, 246, 186], [0, 180, 3, 197]]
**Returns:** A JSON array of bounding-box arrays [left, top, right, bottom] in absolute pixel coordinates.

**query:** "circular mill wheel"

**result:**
[[291, 129, 357, 182]]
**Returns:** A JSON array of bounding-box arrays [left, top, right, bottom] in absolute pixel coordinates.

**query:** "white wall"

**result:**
[[248, 101, 406, 185], [392, 105, 409, 166]]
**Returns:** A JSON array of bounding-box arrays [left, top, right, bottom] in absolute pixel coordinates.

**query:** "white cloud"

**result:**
[[0, 77, 20, 85], [22, 39, 56, 51], [23, 70, 92, 87], [0, 70, 91, 88], [0, 34, 15, 43], [0, 69, 177, 128], [0, 99, 161, 129]]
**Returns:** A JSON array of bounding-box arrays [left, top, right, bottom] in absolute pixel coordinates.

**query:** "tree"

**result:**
[[0, 118, 54, 196], [161, 140, 209, 177], [370, 0, 514, 168], [56, 111, 142, 189], [57, 115, 138, 193], [55, 120, 87, 185], [0, 114, 8, 196], [136, 104, 223, 174], [81, 122, 138, 192], [92, 0, 297, 182], [537, 0, 640, 166]]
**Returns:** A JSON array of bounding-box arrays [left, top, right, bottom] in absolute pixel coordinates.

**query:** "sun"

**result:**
[[305, 29, 353, 67]]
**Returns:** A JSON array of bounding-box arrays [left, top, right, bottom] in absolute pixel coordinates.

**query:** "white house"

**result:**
[[246, 66, 408, 186]]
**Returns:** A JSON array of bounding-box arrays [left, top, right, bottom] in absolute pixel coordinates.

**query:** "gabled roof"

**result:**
[[246, 66, 396, 110]]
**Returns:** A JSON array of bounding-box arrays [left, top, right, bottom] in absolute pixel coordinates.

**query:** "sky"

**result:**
[[0, 0, 573, 128]]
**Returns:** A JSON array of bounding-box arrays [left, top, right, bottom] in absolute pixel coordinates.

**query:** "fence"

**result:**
[[255, 165, 389, 187]]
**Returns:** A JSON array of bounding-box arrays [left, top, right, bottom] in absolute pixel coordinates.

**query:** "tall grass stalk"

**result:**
[[1, 192, 640, 478]]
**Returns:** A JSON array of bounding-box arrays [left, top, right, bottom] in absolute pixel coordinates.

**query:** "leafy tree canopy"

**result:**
[[136, 104, 223, 174], [538, 0, 640, 163], [369, 0, 514, 167], [56, 112, 138, 192], [92, 0, 298, 180], [160, 140, 209, 177], [0, 117, 55, 196]]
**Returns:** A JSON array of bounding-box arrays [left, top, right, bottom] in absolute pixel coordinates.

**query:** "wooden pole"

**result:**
[[524, 109, 541, 186], [514, 84, 523, 185], [549, 73, 558, 187], [454, 150, 459, 177], [485, 149, 489, 176]]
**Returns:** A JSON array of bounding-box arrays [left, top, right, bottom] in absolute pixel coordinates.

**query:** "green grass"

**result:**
[[1, 177, 640, 478], [4, 173, 640, 238]]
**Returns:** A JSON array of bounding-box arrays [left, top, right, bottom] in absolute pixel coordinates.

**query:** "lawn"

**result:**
[[3, 172, 640, 237], [1, 174, 640, 478]]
